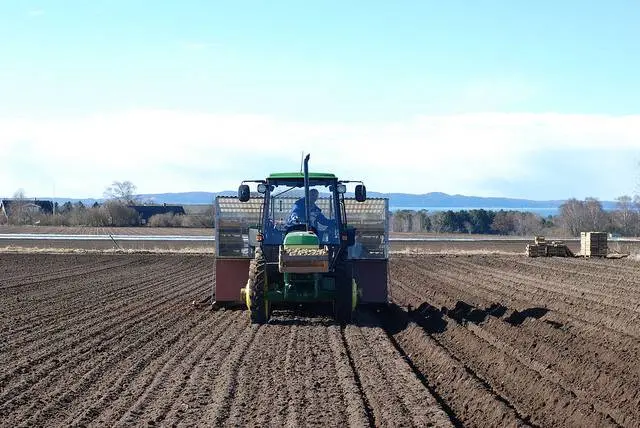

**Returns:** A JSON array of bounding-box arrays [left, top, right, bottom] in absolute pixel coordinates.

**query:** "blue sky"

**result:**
[[1, 1, 639, 200]]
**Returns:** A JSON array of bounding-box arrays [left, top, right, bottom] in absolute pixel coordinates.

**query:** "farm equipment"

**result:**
[[526, 236, 575, 258], [213, 154, 389, 323]]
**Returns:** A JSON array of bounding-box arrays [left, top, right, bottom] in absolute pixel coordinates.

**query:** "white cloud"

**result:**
[[0, 110, 638, 199]]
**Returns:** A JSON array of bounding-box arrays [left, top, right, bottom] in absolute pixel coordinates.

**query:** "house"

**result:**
[[1, 199, 54, 219], [128, 204, 186, 224]]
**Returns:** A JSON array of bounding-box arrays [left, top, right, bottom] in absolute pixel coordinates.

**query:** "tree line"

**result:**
[[3, 180, 638, 235], [1, 181, 213, 228], [389, 195, 640, 237], [557, 196, 640, 236], [390, 209, 553, 235]]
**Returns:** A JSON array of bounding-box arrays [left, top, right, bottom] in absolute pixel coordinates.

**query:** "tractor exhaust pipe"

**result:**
[[303, 154, 311, 232]]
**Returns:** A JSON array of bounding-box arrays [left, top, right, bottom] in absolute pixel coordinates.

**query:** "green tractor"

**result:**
[[236, 154, 367, 324]]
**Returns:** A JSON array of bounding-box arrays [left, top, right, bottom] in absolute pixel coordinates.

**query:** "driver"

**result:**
[[286, 188, 332, 230]]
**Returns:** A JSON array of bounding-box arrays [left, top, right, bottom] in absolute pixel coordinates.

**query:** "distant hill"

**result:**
[[369, 192, 618, 211], [44, 192, 235, 206], [44, 191, 617, 211], [367, 192, 565, 208], [136, 191, 236, 205]]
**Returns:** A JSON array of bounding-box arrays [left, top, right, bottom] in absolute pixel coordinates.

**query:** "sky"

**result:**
[[1, 0, 639, 201]]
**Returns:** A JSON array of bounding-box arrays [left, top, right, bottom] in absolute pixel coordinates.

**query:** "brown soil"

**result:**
[[1, 253, 638, 427], [389, 254, 640, 427], [0, 225, 213, 236], [4, 226, 640, 255]]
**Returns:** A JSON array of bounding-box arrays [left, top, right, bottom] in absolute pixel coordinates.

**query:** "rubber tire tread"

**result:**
[[248, 247, 268, 324], [334, 259, 354, 324]]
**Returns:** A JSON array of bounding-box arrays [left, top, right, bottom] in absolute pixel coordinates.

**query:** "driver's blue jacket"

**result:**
[[286, 197, 330, 229]]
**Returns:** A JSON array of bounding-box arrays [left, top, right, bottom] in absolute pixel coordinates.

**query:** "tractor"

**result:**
[[213, 154, 389, 324]]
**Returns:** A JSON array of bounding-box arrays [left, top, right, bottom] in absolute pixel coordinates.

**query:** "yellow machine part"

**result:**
[[241, 285, 271, 316], [352, 279, 359, 311], [241, 287, 249, 309]]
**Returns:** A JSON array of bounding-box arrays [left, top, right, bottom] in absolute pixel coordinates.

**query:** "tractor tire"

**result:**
[[248, 247, 270, 324], [334, 260, 355, 324]]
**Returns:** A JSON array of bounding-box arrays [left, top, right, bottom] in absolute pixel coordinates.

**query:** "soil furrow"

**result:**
[[1, 261, 202, 353], [392, 255, 639, 426], [194, 322, 258, 425], [345, 311, 453, 427], [423, 257, 640, 339], [0, 261, 210, 414], [0, 258, 137, 290], [3, 252, 639, 427], [224, 318, 298, 427], [515, 257, 640, 293], [394, 256, 640, 357], [94, 309, 241, 426], [0, 274, 206, 401], [5, 283, 209, 426], [155, 311, 251, 425], [1, 258, 206, 360], [327, 325, 373, 427], [431, 315, 619, 427], [380, 307, 530, 428], [452, 257, 640, 313]]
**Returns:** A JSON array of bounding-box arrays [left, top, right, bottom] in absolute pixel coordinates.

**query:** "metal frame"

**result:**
[[344, 198, 389, 260], [214, 197, 262, 258], [214, 195, 390, 304]]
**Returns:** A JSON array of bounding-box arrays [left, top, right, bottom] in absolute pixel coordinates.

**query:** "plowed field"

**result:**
[[1, 253, 639, 427]]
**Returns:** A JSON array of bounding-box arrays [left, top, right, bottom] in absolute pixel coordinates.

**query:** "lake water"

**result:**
[[390, 206, 559, 217]]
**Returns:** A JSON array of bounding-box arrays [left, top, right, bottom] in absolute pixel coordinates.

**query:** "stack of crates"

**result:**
[[580, 232, 608, 257], [534, 236, 546, 246], [526, 236, 547, 257], [547, 241, 573, 257]]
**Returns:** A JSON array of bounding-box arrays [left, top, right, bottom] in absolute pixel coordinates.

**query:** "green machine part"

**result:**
[[278, 231, 335, 301], [283, 231, 320, 248]]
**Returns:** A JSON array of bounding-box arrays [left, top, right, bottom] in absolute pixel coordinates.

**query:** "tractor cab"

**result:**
[[260, 176, 344, 247], [238, 172, 366, 260]]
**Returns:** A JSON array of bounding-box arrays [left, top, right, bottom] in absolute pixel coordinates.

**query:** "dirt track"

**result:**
[[1, 253, 639, 427], [3, 225, 640, 255], [0, 225, 214, 235]]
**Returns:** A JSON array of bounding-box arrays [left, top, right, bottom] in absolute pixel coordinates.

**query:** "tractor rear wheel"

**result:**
[[248, 247, 270, 324], [334, 260, 355, 324]]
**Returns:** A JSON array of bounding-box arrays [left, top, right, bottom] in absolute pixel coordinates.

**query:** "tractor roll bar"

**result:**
[[303, 154, 311, 232]]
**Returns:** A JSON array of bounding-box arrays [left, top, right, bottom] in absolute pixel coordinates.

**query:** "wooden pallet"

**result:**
[[580, 232, 608, 257], [526, 243, 547, 257], [526, 240, 574, 258]]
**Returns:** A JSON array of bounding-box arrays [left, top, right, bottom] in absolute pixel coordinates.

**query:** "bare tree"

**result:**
[[13, 189, 26, 200], [491, 211, 514, 235], [558, 198, 587, 236], [8, 189, 32, 225], [104, 181, 139, 204], [491, 211, 543, 236], [558, 197, 609, 236], [417, 210, 430, 232], [584, 197, 607, 231], [613, 195, 638, 236], [430, 211, 453, 233], [102, 201, 139, 226], [391, 210, 411, 232]]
